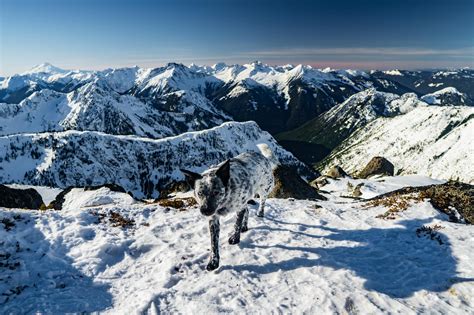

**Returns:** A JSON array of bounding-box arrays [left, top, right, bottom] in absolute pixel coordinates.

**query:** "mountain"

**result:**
[[371, 68, 474, 102], [420, 87, 468, 105], [0, 77, 230, 138], [0, 121, 311, 198], [5, 62, 469, 139], [318, 105, 474, 183], [277, 89, 427, 164]]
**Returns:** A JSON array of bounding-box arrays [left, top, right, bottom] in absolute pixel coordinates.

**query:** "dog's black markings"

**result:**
[[181, 144, 275, 271]]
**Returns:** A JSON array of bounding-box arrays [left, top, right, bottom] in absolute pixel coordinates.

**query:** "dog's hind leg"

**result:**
[[241, 207, 249, 233], [206, 216, 220, 271], [257, 196, 266, 217], [229, 207, 247, 245]]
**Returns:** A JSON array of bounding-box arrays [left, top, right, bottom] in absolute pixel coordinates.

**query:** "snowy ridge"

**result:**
[[321, 105, 474, 183], [0, 176, 473, 313], [0, 78, 229, 138], [0, 121, 309, 198], [421, 87, 468, 105]]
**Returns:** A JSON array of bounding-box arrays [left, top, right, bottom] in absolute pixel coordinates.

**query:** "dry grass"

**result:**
[[365, 193, 424, 220], [91, 210, 135, 228], [157, 197, 197, 210], [416, 224, 445, 245]]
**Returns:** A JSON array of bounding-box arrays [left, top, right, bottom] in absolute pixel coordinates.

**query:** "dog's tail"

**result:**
[[257, 143, 279, 168]]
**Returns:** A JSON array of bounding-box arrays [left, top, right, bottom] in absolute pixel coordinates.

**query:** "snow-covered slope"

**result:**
[[421, 87, 468, 105], [0, 79, 229, 138], [278, 89, 427, 151], [1, 176, 472, 313], [321, 105, 474, 183], [0, 121, 309, 198]]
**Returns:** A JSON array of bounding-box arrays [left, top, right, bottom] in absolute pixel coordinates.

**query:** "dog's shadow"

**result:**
[[219, 217, 473, 298]]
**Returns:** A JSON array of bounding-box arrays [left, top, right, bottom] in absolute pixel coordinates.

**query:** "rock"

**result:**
[[49, 187, 74, 210], [269, 165, 326, 200], [326, 165, 348, 179], [83, 184, 126, 193], [352, 183, 364, 197], [158, 180, 192, 200], [368, 181, 473, 224], [310, 176, 329, 189], [0, 185, 44, 209], [359, 157, 394, 178]]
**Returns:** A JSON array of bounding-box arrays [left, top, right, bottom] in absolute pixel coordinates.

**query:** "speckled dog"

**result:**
[[181, 144, 276, 271]]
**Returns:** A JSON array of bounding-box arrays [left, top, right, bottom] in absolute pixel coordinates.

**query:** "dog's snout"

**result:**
[[200, 207, 214, 216]]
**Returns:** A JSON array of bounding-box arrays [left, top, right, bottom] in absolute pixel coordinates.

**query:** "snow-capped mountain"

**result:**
[[0, 121, 311, 198], [4, 62, 471, 138], [421, 87, 468, 105], [0, 77, 230, 138], [277, 89, 427, 159], [319, 105, 474, 183], [371, 68, 474, 103]]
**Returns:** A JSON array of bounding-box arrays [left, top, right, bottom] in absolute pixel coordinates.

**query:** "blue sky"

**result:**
[[1, 0, 473, 75]]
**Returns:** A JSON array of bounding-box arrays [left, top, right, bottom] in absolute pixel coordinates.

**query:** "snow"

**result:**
[[323, 105, 474, 183], [0, 176, 473, 313], [4, 184, 62, 204], [421, 87, 466, 105], [383, 69, 403, 76]]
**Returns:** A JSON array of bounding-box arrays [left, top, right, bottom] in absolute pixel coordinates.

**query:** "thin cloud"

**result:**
[[245, 47, 474, 57]]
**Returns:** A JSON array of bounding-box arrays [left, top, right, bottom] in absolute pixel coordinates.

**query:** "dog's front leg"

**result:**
[[257, 197, 266, 217], [206, 215, 220, 271], [229, 207, 247, 245]]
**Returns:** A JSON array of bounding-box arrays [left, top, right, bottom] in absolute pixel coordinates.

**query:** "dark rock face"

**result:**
[[326, 166, 348, 179], [0, 185, 43, 209], [269, 165, 326, 200], [359, 157, 395, 178], [49, 187, 74, 210]]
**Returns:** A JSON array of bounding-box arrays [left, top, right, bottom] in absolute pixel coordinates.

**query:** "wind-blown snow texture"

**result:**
[[0, 121, 308, 198], [1, 176, 473, 314]]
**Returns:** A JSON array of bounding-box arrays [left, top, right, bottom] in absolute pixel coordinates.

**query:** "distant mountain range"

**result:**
[[0, 62, 473, 191]]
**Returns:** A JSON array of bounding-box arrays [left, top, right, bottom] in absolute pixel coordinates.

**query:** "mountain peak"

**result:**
[[23, 62, 67, 75]]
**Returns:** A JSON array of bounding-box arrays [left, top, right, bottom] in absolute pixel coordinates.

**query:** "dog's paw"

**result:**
[[228, 235, 240, 245], [206, 259, 219, 271], [241, 225, 248, 233], [257, 211, 264, 218]]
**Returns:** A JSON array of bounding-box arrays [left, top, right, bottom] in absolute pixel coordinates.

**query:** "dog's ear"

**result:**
[[216, 160, 230, 187], [180, 169, 202, 187]]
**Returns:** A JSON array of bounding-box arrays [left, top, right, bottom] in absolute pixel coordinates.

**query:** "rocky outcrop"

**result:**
[[368, 181, 473, 224], [326, 165, 348, 179], [359, 157, 394, 178], [0, 185, 43, 209], [269, 165, 326, 200]]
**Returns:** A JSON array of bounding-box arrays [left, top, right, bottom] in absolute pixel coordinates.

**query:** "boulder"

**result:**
[[310, 176, 329, 189], [0, 185, 44, 209], [158, 180, 192, 200], [269, 165, 326, 200], [359, 157, 394, 178], [325, 165, 348, 179]]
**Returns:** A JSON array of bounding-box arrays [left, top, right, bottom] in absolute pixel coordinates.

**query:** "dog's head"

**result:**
[[181, 160, 230, 216]]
